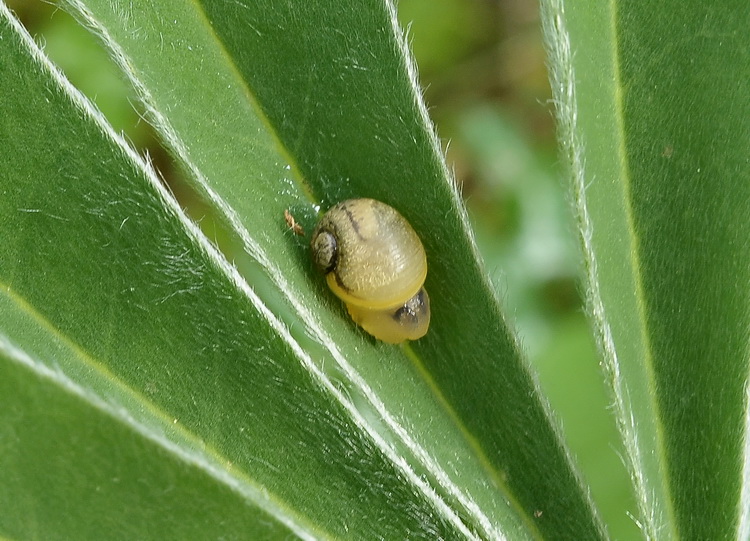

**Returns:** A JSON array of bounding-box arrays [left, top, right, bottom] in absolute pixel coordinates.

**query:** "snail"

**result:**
[[310, 198, 430, 344]]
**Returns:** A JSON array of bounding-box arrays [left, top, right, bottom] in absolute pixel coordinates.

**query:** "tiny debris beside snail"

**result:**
[[284, 209, 305, 236], [310, 198, 430, 343]]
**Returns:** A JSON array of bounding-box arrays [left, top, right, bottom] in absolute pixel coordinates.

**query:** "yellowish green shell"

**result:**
[[311, 198, 430, 343]]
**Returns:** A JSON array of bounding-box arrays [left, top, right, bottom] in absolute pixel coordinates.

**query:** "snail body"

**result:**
[[311, 198, 430, 343]]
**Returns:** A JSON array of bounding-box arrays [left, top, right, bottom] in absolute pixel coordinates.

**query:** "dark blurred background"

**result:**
[[8, 0, 639, 537]]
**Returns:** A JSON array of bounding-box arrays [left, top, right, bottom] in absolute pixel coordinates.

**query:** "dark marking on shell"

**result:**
[[333, 265, 353, 293], [342, 205, 363, 238]]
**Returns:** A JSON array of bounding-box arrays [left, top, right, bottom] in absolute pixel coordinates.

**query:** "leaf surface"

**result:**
[[0, 1, 608, 538], [542, 1, 750, 538]]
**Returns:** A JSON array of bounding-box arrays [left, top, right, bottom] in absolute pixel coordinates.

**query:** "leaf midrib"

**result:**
[[608, 0, 678, 538]]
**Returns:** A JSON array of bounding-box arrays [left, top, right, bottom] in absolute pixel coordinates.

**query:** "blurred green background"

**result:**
[[8, 0, 639, 538]]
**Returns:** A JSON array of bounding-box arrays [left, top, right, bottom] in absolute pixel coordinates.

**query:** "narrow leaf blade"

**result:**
[[542, 0, 750, 538]]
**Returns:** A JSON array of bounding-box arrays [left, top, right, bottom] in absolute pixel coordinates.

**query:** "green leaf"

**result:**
[[542, 0, 750, 539], [0, 294, 300, 540], [65, 0, 611, 536], [0, 0, 607, 538], [0, 8, 476, 538]]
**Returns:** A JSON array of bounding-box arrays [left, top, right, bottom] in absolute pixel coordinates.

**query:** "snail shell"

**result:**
[[311, 198, 430, 343]]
